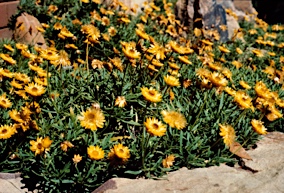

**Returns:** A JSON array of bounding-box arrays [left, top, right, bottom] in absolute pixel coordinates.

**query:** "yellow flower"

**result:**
[[81, 25, 100, 39], [115, 96, 127, 108], [209, 72, 228, 87], [251, 119, 267, 135], [236, 47, 243, 54], [0, 124, 17, 139], [219, 124, 235, 146], [169, 41, 194, 54], [65, 44, 78, 49], [113, 144, 130, 160], [73, 154, 82, 164], [15, 43, 28, 50], [224, 87, 236, 96], [0, 53, 16, 65], [239, 81, 251, 89], [168, 62, 180, 70], [218, 45, 230, 53], [40, 49, 59, 61], [9, 109, 25, 123], [25, 82, 46, 97], [30, 136, 52, 155], [53, 22, 62, 30], [109, 57, 123, 72], [14, 73, 30, 83], [61, 141, 74, 152], [87, 145, 105, 160], [266, 105, 283, 121], [252, 49, 264, 57], [233, 91, 254, 111], [4, 44, 14, 52], [144, 117, 167, 137], [108, 26, 117, 36], [147, 42, 166, 60], [164, 75, 180, 87], [178, 55, 192, 64], [78, 107, 106, 131], [141, 87, 162, 102], [161, 110, 187, 130], [162, 154, 175, 168], [0, 93, 12, 108], [201, 39, 213, 46], [121, 42, 140, 59], [81, 0, 89, 3], [231, 60, 242, 69], [255, 81, 272, 99], [135, 29, 149, 40], [221, 68, 232, 80], [30, 137, 45, 155]]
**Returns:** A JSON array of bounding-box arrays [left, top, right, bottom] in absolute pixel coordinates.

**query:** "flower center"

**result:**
[[153, 123, 159, 130], [119, 149, 124, 153], [87, 113, 95, 120], [93, 151, 99, 156], [2, 129, 7, 134], [37, 143, 43, 149], [1, 100, 6, 104], [149, 90, 155, 96], [32, 87, 38, 92]]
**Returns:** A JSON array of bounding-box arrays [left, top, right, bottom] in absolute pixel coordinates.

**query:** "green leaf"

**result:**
[[120, 120, 141, 126], [124, 170, 142, 175], [62, 179, 74, 184]]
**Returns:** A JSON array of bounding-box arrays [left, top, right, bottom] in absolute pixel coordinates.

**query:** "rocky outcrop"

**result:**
[[175, 0, 256, 42], [93, 132, 284, 193], [13, 12, 47, 48]]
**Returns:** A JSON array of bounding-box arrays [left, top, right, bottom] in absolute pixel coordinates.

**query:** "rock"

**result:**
[[93, 132, 284, 193], [233, 0, 256, 15], [13, 13, 47, 48]]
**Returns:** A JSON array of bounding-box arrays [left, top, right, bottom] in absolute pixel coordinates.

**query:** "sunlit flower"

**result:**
[[239, 81, 251, 90], [144, 117, 167, 137], [252, 49, 264, 57], [141, 87, 162, 102], [161, 110, 187, 130], [0, 53, 16, 65], [266, 105, 283, 121], [14, 90, 28, 100], [219, 124, 235, 146], [59, 26, 74, 38], [81, 24, 101, 43], [135, 29, 150, 40], [147, 42, 166, 60], [234, 90, 254, 111], [40, 49, 59, 61], [218, 45, 230, 53], [73, 154, 82, 164], [251, 119, 267, 135], [231, 60, 242, 69], [178, 55, 192, 64], [169, 41, 194, 54], [201, 39, 213, 46], [10, 79, 23, 89], [53, 22, 62, 30], [78, 107, 105, 131], [235, 47, 243, 54], [25, 82, 46, 97], [4, 44, 14, 52], [113, 144, 130, 160], [0, 93, 12, 108], [108, 26, 117, 36], [164, 75, 180, 87], [121, 42, 140, 59], [109, 57, 123, 72], [0, 124, 17, 139], [87, 145, 105, 160], [30, 136, 52, 155], [162, 154, 175, 168], [209, 72, 228, 87], [65, 44, 78, 49], [14, 73, 30, 83], [15, 43, 28, 50], [60, 141, 74, 152], [115, 96, 127, 108], [255, 81, 272, 99]]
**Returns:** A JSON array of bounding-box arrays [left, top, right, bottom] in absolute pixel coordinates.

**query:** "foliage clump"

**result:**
[[0, 0, 283, 192]]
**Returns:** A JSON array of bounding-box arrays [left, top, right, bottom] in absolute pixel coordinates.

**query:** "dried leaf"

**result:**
[[229, 141, 252, 160]]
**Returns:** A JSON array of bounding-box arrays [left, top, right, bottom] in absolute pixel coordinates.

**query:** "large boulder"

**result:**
[[13, 13, 47, 48]]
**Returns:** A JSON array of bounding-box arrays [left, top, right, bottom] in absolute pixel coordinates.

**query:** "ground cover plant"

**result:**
[[0, 0, 284, 192]]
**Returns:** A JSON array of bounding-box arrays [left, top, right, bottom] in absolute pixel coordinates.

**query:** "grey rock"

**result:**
[[93, 132, 284, 193]]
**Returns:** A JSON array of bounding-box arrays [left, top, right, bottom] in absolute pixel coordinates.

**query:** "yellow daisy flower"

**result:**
[[178, 55, 192, 64], [162, 154, 175, 168], [3, 44, 14, 52], [78, 107, 106, 131], [87, 145, 105, 160], [135, 29, 150, 40], [114, 96, 127, 108], [121, 42, 141, 59], [209, 72, 228, 87], [233, 91, 254, 111], [239, 81, 251, 90], [164, 75, 180, 87], [113, 144, 130, 160], [141, 87, 162, 102], [14, 73, 30, 84], [15, 43, 28, 50], [161, 110, 187, 130], [73, 154, 82, 164], [0, 124, 17, 139], [61, 141, 74, 152], [30, 137, 45, 155], [147, 42, 166, 60], [25, 82, 46, 97], [0, 53, 16, 65], [144, 117, 167, 137], [219, 124, 236, 146], [40, 49, 59, 61], [0, 93, 12, 108], [251, 119, 267, 135]]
